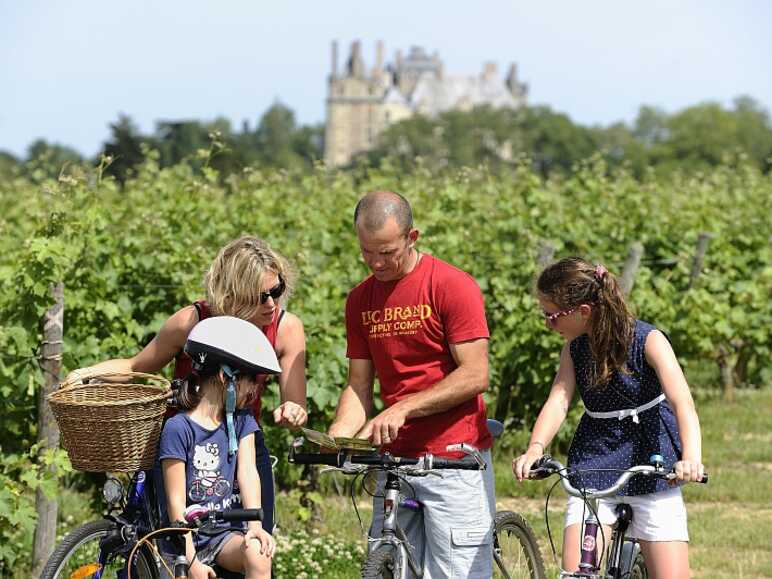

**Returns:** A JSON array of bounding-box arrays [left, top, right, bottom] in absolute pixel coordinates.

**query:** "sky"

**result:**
[[1, 0, 771, 158]]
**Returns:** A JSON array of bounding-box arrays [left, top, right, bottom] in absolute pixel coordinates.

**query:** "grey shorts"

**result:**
[[195, 530, 241, 565], [160, 530, 241, 574], [369, 449, 496, 579]]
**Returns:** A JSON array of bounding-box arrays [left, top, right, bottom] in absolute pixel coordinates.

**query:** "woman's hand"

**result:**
[[273, 401, 307, 428], [62, 367, 94, 387], [672, 459, 705, 483], [244, 526, 276, 557], [512, 445, 545, 482], [189, 559, 216, 579]]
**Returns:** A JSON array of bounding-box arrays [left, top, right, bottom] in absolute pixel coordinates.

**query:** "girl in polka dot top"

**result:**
[[512, 257, 704, 578]]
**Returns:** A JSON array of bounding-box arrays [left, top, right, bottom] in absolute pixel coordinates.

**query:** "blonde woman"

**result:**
[[68, 236, 307, 533]]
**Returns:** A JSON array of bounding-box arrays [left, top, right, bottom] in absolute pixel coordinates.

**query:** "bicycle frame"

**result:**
[[87, 470, 162, 578], [369, 470, 425, 579], [289, 444, 488, 579], [562, 495, 640, 579]]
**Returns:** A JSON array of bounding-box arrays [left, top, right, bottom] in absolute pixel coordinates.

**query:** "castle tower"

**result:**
[[506, 63, 528, 106], [324, 41, 528, 167], [324, 40, 385, 167]]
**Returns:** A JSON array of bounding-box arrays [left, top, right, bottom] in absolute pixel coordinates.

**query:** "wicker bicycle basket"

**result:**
[[48, 372, 171, 472]]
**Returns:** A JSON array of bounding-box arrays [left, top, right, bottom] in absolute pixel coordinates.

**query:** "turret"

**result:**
[[331, 40, 339, 79], [347, 40, 366, 78], [506, 63, 528, 99]]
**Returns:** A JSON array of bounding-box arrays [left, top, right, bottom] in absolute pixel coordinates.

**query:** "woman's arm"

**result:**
[[66, 306, 198, 382], [272, 312, 308, 428], [513, 343, 577, 481], [237, 433, 275, 556], [645, 330, 704, 482]]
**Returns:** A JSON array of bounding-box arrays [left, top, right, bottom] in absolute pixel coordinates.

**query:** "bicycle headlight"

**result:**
[[102, 477, 124, 506]]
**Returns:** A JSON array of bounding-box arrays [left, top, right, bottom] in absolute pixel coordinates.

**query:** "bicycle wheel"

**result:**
[[361, 544, 400, 579], [493, 510, 546, 579], [40, 519, 159, 579]]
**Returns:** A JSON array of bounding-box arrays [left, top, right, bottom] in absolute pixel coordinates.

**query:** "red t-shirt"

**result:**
[[346, 254, 492, 457], [173, 301, 281, 421]]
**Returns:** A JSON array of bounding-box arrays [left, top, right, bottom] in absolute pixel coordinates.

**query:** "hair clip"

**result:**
[[595, 264, 608, 280]]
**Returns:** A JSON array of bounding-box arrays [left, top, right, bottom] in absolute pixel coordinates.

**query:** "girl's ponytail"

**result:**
[[537, 257, 635, 387], [589, 264, 635, 385], [175, 374, 203, 411]]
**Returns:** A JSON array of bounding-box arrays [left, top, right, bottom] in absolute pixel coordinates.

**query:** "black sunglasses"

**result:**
[[259, 277, 286, 304]]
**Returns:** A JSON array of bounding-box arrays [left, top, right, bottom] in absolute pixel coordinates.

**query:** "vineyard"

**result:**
[[0, 154, 770, 573]]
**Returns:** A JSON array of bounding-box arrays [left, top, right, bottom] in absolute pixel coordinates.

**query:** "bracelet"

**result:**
[[528, 441, 545, 451]]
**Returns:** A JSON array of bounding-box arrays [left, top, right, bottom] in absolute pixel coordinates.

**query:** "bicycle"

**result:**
[[40, 468, 259, 579], [528, 454, 708, 579], [289, 425, 546, 579]]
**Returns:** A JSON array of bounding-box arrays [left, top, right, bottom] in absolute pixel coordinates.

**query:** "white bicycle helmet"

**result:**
[[184, 316, 281, 377]]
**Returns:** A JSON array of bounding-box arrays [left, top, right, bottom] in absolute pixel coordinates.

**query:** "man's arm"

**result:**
[[359, 337, 489, 446], [328, 358, 376, 438]]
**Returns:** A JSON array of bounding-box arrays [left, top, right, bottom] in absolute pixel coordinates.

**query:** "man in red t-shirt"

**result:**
[[329, 190, 495, 578]]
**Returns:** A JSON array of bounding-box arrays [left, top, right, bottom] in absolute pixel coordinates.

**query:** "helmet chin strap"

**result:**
[[221, 364, 239, 458]]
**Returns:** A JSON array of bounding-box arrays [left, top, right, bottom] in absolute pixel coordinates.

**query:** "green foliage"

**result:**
[[367, 97, 772, 177], [0, 445, 71, 574], [96, 106, 323, 181], [366, 105, 599, 174], [0, 155, 768, 572]]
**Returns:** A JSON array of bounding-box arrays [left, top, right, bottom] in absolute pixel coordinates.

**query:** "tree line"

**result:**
[[1, 95, 771, 182]]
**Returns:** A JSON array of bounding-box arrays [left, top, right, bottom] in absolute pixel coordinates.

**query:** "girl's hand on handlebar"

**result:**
[[512, 447, 544, 482], [244, 525, 276, 557], [273, 401, 308, 429], [672, 459, 705, 484]]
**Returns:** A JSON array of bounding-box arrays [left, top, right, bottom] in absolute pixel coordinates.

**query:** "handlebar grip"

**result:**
[[528, 454, 557, 479], [431, 457, 482, 470], [219, 508, 263, 522], [698, 473, 709, 484], [528, 467, 553, 480], [290, 452, 342, 466]]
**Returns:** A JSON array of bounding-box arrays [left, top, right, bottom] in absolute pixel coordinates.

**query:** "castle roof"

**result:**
[[408, 73, 519, 115], [383, 86, 409, 106]]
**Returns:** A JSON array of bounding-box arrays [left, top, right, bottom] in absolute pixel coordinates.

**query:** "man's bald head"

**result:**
[[354, 191, 414, 236]]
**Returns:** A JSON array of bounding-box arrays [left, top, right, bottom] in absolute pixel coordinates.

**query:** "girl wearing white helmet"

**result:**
[[159, 316, 281, 579], [67, 236, 308, 533]]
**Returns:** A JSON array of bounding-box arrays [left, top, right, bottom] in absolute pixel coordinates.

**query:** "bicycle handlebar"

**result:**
[[289, 450, 483, 471], [530, 455, 708, 500], [183, 506, 263, 527]]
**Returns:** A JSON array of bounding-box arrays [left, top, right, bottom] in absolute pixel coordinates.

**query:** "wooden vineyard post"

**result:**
[[620, 242, 644, 296], [31, 283, 63, 577]]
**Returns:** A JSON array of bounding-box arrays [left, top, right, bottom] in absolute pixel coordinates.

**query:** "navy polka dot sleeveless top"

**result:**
[[567, 320, 682, 496]]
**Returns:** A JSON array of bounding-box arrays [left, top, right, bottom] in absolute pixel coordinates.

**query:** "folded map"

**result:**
[[300, 427, 376, 452]]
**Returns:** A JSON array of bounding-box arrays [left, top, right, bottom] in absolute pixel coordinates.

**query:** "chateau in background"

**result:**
[[324, 40, 528, 167]]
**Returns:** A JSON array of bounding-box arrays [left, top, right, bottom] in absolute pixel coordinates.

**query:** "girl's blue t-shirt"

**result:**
[[567, 320, 682, 496], [159, 409, 259, 545]]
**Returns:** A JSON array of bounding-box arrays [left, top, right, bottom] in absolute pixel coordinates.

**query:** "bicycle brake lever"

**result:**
[[319, 466, 341, 475], [445, 443, 486, 468]]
